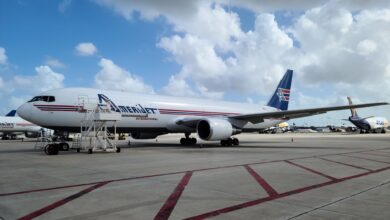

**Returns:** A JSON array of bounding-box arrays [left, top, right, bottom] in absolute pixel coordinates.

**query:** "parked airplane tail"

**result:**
[[5, 110, 16, 117], [267, 69, 293, 111], [347, 97, 358, 117]]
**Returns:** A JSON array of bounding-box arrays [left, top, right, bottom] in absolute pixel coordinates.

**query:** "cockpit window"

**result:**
[[28, 96, 55, 102], [48, 96, 55, 102]]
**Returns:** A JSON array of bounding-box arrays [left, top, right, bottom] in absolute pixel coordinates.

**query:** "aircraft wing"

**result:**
[[230, 102, 389, 124]]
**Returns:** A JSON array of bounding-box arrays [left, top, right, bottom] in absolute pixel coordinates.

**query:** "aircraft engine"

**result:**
[[130, 132, 164, 139], [25, 131, 39, 138], [197, 118, 239, 141]]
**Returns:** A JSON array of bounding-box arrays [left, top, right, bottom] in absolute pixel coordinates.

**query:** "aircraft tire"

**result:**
[[44, 144, 49, 155], [180, 138, 186, 145], [382, 129, 386, 134], [233, 138, 239, 145], [60, 143, 69, 151], [221, 139, 233, 146], [88, 149, 93, 154], [191, 138, 197, 145], [116, 147, 121, 153], [53, 144, 60, 155], [46, 144, 59, 155]]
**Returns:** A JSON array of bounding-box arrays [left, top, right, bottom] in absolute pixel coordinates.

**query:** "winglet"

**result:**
[[5, 110, 17, 117], [267, 69, 293, 111]]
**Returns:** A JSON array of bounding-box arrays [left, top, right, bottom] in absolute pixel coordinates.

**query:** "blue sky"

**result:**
[[1, 0, 176, 87], [1, 0, 389, 126]]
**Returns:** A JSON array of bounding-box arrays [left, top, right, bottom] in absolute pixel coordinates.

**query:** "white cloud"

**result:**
[[166, 3, 243, 50], [0, 47, 8, 65], [94, 0, 390, 19], [162, 75, 196, 97], [93, 1, 297, 98], [96, 1, 242, 50], [44, 57, 66, 68], [290, 5, 390, 98], [94, 58, 154, 94], [356, 39, 377, 56], [96, 0, 390, 119], [158, 13, 296, 98], [12, 65, 65, 92], [94, 0, 199, 21], [0, 65, 65, 114], [75, 42, 97, 56], [217, 0, 390, 12], [34, 66, 65, 91]]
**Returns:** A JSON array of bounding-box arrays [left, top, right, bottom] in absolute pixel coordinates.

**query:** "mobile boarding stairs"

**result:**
[[35, 103, 122, 155]]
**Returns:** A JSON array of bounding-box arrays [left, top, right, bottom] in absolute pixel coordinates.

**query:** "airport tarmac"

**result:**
[[1, 133, 390, 220]]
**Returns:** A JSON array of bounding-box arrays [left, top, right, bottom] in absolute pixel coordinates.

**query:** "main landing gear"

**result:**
[[44, 142, 70, 155], [220, 137, 239, 146], [180, 132, 197, 145]]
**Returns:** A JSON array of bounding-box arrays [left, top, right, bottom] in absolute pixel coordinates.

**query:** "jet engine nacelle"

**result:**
[[197, 118, 240, 141], [25, 131, 39, 138], [130, 132, 162, 139]]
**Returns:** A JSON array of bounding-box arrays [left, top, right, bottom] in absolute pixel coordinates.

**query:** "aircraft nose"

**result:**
[[17, 103, 32, 120]]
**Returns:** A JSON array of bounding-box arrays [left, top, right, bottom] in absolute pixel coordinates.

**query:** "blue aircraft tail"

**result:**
[[5, 110, 17, 117], [267, 69, 293, 111]]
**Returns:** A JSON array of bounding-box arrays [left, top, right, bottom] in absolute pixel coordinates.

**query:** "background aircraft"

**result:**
[[347, 97, 389, 133], [0, 110, 42, 140], [17, 70, 388, 147]]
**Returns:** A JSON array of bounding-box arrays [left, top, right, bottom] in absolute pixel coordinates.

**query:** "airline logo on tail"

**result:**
[[277, 88, 290, 102], [267, 69, 293, 111]]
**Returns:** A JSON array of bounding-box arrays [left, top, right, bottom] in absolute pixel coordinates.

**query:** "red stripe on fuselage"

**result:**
[[33, 104, 242, 116]]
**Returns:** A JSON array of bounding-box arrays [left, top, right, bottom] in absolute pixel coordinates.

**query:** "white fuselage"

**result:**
[[0, 116, 41, 136], [17, 88, 284, 134], [365, 117, 389, 129]]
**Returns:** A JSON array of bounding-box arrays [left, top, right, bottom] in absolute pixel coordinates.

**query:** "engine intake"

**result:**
[[197, 118, 239, 141]]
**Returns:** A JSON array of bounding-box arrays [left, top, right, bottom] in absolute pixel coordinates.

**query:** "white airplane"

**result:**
[[347, 97, 389, 133], [17, 70, 388, 147], [0, 110, 42, 140]]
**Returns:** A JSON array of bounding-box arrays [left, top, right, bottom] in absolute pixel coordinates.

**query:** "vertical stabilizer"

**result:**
[[5, 110, 17, 117], [267, 69, 293, 111], [347, 97, 358, 117]]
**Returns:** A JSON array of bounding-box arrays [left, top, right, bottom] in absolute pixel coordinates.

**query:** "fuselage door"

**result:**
[[77, 95, 97, 112]]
